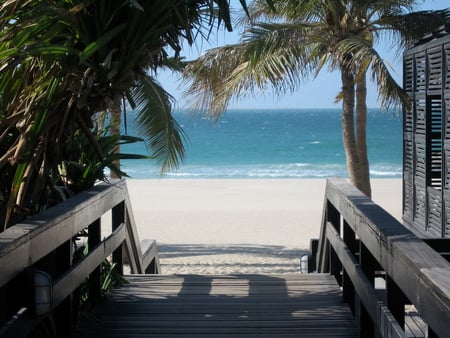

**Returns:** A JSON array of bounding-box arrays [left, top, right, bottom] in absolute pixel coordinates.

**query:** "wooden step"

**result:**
[[74, 273, 359, 337]]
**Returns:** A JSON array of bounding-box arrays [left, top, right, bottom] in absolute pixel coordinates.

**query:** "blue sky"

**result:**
[[157, 0, 449, 110]]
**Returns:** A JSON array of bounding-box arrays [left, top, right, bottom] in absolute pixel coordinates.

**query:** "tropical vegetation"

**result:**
[[0, 0, 248, 230], [184, 0, 450, 197]]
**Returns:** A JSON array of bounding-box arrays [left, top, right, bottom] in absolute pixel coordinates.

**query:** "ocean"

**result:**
[[121, 108, 402, 179]]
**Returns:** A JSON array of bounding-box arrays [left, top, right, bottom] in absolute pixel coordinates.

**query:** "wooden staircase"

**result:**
[[3, 179, 450, 338], [74, 273, 359, 337]]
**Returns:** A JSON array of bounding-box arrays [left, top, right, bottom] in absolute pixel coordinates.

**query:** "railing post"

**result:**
[[52, 240, 73, 337], [327, 201, 340, 229], [88, 219, 102, 303], [112, 201, 125, 275], [0, 287, 5, 326], [428, 327, 438, 338], [317, 183, 341, 273], [386, 276, 407, 329], [359, 242, 379, 338], [342, 221, 356, 314], [360, 243, 379, 286], [360, 304, 374, 338], [329, 244, 342, 286], [326, 201, 341, 280]]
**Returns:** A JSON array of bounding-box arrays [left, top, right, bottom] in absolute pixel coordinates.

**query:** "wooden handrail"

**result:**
[[317, 178, 450, 337], [0, 179, 160, 337]]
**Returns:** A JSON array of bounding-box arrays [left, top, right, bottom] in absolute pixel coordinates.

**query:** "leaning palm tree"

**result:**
[[0, 0, 246, 229], [184, 0, 450, 197]]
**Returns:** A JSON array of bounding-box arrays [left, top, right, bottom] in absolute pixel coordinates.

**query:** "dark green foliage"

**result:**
[[0, 0, 240, 229]]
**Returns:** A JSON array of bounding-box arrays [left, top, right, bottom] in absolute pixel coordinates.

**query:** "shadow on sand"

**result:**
[[157, 243, 308, 274]]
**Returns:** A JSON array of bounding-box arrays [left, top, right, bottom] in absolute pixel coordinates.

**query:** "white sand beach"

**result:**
[[126, 178, 402, 275]]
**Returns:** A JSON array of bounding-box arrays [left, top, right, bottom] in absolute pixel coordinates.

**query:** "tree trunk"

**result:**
[[340, 68, 362, 191], [110, 101, 121, 179], [355, 72, 371, 197]]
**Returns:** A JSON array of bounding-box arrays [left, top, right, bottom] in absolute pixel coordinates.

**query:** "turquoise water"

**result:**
[[121, 108, 402, 179]]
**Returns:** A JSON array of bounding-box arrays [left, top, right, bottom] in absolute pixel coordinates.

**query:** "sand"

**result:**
[[126, 178, 402, 275]]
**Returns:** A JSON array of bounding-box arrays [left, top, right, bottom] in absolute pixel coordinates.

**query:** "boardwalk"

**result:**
[[74, 273, 359, 337]]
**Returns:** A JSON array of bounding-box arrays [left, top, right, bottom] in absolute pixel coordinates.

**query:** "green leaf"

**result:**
[[79, 24, 126, 63], [27, 45, 72, 56]]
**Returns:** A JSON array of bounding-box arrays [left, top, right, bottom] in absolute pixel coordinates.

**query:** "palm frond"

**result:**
[[373, 9, 450, 50], [184, 21, 321, 117], [335, 35, 409, 109], [130, 76, 187, 173]]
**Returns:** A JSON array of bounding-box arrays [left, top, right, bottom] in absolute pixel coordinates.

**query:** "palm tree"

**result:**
[[0, 0, 247, 229], [184, 0, 450, 197]]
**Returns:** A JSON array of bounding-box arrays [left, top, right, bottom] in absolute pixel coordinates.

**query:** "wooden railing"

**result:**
[[316, 179, 450, 338], [0, 179, 160, 338]]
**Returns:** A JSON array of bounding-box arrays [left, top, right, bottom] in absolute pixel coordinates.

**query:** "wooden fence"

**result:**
[[316, 179, 450, 338], [0, 179, 159, 337]]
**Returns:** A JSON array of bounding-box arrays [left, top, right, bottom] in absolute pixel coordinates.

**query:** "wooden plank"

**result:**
[[74, 274, 359, 338], [123, 186, 146, 273], [111, 201, 125, 275], [141, 239, 161, 274], [405, 306, 427, 338]]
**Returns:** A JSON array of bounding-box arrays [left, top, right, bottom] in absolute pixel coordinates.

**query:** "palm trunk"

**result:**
[[341, 68, 362, 190], [110, 101, 121, 179], [355, 73, 371, 197]]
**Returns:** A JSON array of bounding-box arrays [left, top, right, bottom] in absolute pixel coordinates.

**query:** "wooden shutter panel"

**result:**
[[444, 43, 450, 92], [427, 46, 442, 92], [415, 52, 426, 93]]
